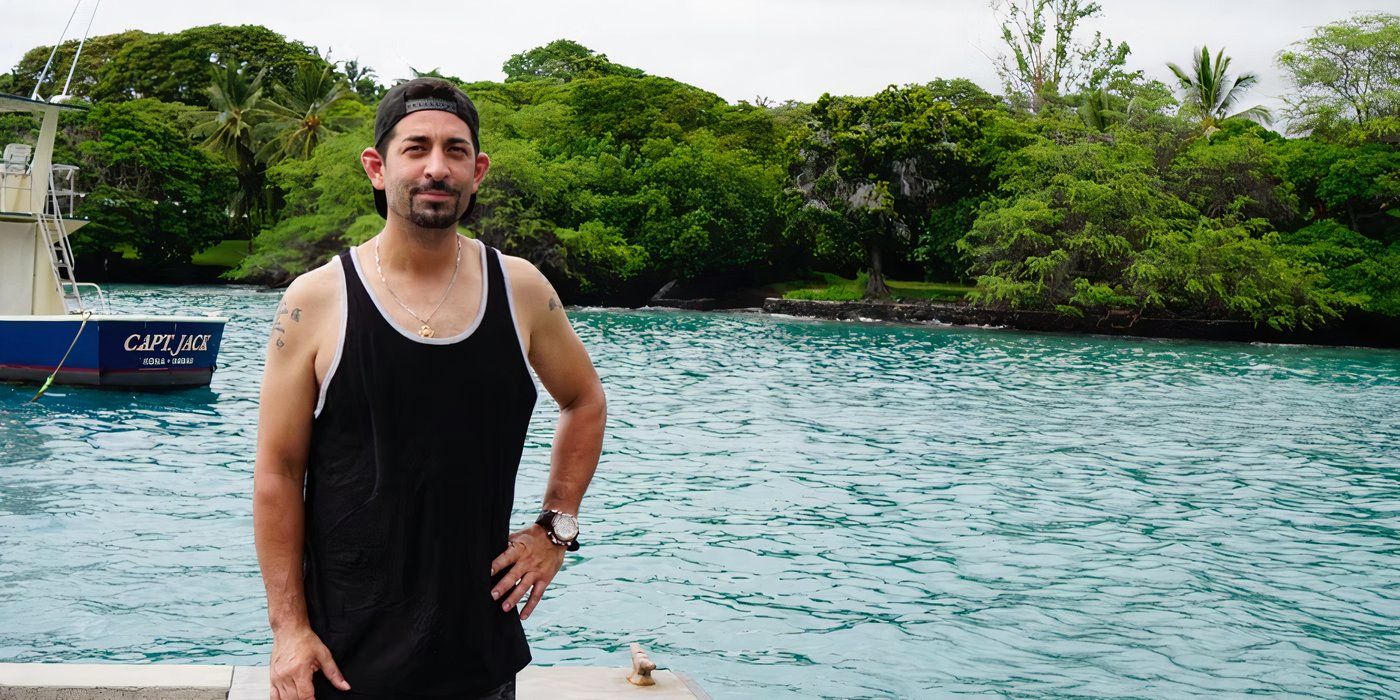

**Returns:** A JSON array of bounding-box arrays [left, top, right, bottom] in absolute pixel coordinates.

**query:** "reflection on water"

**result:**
[[1, 283, 1397, 697]]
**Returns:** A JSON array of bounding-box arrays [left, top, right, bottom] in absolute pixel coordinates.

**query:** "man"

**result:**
[[252, 77, 606, 699]]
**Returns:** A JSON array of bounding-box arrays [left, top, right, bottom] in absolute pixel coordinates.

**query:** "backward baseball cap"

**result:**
[[372, 77, 481, 221]]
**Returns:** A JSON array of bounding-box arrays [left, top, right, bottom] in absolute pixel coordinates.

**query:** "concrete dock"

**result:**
[[0, 662, 710, 699]]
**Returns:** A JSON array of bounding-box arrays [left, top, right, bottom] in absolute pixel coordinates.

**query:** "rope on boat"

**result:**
[[29, 310, 93, 403]]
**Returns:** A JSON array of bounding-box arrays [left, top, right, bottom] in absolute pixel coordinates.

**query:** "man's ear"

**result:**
[[361, 147, 386, 189], [472, 152, 490, 193]]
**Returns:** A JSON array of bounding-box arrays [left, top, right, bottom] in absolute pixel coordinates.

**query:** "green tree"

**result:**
[[469, 118, 590, 279], [1279, 220, 1400, 315], [1166, 123, 1296, 226], [553, 221, 650, 296], [502, 40, 644, 83], [2, 30, 150, 99], [190, 63, 274, 246], [789, 85, 991, 297], [1167, 46, 1273, 131], [625, 134, 784, 280], [566, 75, 726, 142], [1127, 219, 1356, 330], [72, 100, 237, 266], [1277, 137, 1400, 241], [957, 112, 1359, 328], [1277, 13, 1400, 139], [257, 63, 362, 163], [230, 125, 380, 283], [1077, 89, 1122, 131], [712, 101, 786, 161], [958, 136, 1193, 312], [1070, 73, 1179, 132], [992, 0, 1132, 112], [337, 58, 383, 102], [89, 25, 325, 105]]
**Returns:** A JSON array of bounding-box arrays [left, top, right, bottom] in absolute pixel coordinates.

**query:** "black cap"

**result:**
[[372, 77, 481, 221]]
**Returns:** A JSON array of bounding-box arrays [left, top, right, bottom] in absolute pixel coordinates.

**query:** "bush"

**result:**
[[556, 220, 650, 295], [1129, 220, 1361, 330], [1280, 220, 1400, 315]]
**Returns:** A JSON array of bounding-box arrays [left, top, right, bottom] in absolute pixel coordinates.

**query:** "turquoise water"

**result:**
[[1, 284, 1397, 698]]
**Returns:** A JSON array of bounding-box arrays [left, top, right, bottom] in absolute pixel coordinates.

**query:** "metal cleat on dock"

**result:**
[[628, 642, 658, 686]]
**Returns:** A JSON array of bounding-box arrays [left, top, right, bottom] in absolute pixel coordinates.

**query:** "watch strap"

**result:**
[[536, 509, 580, 551]]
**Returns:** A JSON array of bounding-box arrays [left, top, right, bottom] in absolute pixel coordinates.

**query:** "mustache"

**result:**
[[409, 181, 461, 197]]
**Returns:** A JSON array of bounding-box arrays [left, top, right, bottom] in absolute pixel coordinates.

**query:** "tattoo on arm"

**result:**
[[271, 300, 302, 349], [547, 297, 560, 312]]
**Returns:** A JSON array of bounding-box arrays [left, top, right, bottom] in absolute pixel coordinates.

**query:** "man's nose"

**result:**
[[422, 145, 452, 181]]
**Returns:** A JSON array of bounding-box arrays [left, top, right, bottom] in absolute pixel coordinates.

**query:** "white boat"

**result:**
[[0, 91, 228, 388]]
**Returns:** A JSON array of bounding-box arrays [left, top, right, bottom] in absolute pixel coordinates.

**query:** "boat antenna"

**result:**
[[31, 0, 84, 100], [59, 0, 102, 100]]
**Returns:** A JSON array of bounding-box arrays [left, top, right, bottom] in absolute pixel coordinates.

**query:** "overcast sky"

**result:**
[[3, 0, 1390, 115]]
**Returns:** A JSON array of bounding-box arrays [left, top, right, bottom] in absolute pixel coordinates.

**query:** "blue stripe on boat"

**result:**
[[0, 318, 226, 387]]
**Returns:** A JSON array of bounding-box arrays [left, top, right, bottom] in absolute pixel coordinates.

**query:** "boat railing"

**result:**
[[63, 282, 108, 314], [0, 143, 85, 217], [49, 163, 83, 217]]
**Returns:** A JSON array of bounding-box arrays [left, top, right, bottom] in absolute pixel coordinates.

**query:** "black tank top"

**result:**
[[303, 240, 537, 697]]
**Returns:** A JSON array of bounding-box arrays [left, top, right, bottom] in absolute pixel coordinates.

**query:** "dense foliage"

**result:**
[[3, 14, 1395, 327], [69, 100, 238, 266]]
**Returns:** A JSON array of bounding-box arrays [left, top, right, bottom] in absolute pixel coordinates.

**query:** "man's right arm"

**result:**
[[252, 268, 351, 699]]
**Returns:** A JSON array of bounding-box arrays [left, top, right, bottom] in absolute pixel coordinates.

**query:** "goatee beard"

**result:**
[[394, 183, 463, 229], [408, 205, 460, 229]]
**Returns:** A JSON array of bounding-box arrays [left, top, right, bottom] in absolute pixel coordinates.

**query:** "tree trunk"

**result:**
[[241, 210, 255, 253], [865, 244, 892, 299], [1030, 79, 1046, 114]]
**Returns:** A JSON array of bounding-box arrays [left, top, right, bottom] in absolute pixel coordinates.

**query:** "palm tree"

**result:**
[[191, 63, 274, 247], [1167, 46, 1273, 132], [338, 58, 381, 100], [1078, 89, 1125, 131], [257, 63, 358, 164]]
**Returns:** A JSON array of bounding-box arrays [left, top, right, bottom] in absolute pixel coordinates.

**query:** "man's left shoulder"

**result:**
[[498, 251, 548, 295], [496, 250, 558, 318]]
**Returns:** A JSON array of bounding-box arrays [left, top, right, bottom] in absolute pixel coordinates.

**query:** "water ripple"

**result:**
[[0, 286, 1397, 697]]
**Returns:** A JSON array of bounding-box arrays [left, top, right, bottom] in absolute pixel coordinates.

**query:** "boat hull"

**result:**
[[0, 315, 227, 388]]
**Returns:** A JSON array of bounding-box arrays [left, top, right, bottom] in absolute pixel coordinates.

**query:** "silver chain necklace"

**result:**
[[373, 235, 462, 338]]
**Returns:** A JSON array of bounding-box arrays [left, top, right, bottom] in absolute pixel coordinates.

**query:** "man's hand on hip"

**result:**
[[490, 524, 567, 622], [269, 626, 350, 699]]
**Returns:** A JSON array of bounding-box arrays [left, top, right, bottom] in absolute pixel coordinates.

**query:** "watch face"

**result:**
[[553, 513, 579, 540]]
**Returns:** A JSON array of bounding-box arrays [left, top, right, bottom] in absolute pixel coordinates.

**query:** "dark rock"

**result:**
[[649, 297, 719, 311], [651, 279, 679, 301]]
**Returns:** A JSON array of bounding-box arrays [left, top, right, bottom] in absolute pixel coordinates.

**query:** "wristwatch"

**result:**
[[535, 509, 580, 551]]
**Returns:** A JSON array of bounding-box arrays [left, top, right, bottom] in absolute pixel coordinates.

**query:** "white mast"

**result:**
[[59, 0, 103, 100], [30, 0, 84, 100]]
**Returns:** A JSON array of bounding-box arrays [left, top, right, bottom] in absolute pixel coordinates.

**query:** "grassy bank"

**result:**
[[190, 239, 251, 267], [781, 272, 973, 302], [112, 238, 250, 268]]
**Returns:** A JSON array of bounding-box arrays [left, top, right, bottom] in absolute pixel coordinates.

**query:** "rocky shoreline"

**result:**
[[754, 298, 1400, 349]]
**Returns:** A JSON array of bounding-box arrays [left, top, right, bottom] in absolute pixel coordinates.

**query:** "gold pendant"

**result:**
[[418, 324, 435, 338]]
